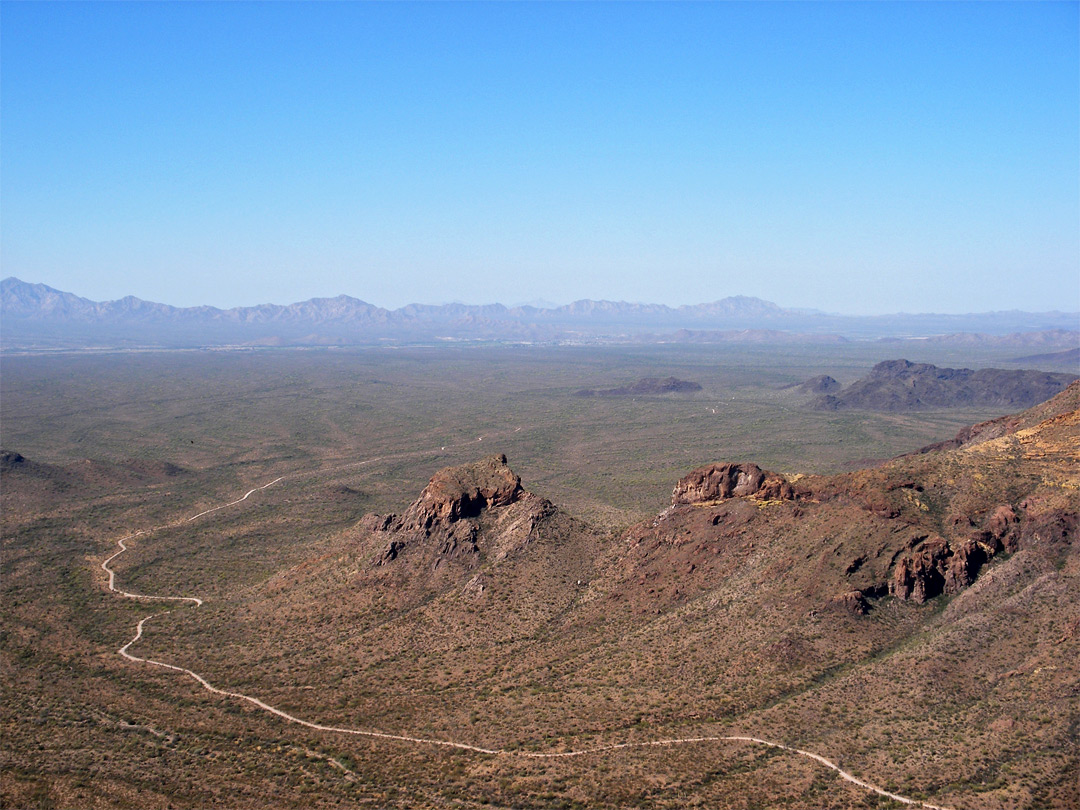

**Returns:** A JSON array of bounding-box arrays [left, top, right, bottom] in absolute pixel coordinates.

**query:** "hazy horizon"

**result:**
[[7, 274, 1080, 318], [2, 2, 1077, 316]]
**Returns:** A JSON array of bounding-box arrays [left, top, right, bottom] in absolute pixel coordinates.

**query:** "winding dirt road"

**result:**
[[102, 457, 956, 810]]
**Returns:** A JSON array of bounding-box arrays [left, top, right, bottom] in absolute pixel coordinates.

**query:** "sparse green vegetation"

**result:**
[[3, 344, 1077, 809]]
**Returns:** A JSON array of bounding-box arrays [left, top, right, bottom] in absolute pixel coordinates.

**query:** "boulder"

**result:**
[[829, 590, 870, 615]]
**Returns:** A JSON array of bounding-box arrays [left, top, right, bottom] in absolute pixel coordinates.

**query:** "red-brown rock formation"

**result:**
[[401, 453, 524, 533], [671, 462, 794, 505], [362, 455, 551, 571]]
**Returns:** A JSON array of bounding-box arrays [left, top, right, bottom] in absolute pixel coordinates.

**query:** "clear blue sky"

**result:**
[[2, 1, 1077, 314]]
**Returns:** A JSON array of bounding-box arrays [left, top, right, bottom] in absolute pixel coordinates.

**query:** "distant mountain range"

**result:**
[[2, 276, 1078, 351]]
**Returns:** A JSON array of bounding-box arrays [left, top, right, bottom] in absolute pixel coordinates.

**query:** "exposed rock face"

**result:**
[[402, 454, 523, 533], [671, 463, 794, 505], [362, 455, 549, 570], [883, 502, 1029, 604], [889, 535, 950, 602], [887, 532, 1000, 603], [943, 538, 989, 593]]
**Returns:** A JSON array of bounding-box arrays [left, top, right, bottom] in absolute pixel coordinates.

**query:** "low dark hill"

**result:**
[[1012, 346, 1080, 369], [813, 358, 1076, 411], [574, 376, 702, 397], [0, 450, 188, 516], [792, 374, 841, 394], [0, 450, 27, 473]]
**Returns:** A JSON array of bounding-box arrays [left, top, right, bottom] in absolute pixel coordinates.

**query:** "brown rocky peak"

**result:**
[[362, 455, 547, 570], [403, 454, 525, 532], [672, 462, 794, 506]]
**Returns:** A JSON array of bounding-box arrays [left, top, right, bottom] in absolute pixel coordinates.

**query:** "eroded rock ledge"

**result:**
[[672, 462, 795, 505]]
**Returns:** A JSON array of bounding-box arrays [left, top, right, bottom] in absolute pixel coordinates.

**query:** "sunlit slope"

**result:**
[[157, 383, 1079, 808]]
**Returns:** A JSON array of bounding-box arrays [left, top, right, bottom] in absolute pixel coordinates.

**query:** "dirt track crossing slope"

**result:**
[[101, 453, 957, 810]]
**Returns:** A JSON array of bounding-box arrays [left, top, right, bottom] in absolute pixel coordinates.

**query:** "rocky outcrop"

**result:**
[[671, 463, 795, 505], [986, 505, 1019, 552], [362, 455, 547, 568], [401, 454, 523, 533], [889, 536, 991, 603], [828, 590, 870, 615], [943, 538, 989, 593], [889, 535, 950, 602], [885, 504, 1022, 603]]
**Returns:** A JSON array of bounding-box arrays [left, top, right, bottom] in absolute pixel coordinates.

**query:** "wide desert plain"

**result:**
[[2, 342, 1077, 809]]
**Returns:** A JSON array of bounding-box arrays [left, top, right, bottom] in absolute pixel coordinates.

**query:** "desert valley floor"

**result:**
[[2, 343, 1077, 809]]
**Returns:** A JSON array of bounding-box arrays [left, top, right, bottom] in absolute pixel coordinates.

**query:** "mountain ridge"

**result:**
[[0, 277, 784, 325], [3, 276, 1078, 348]]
